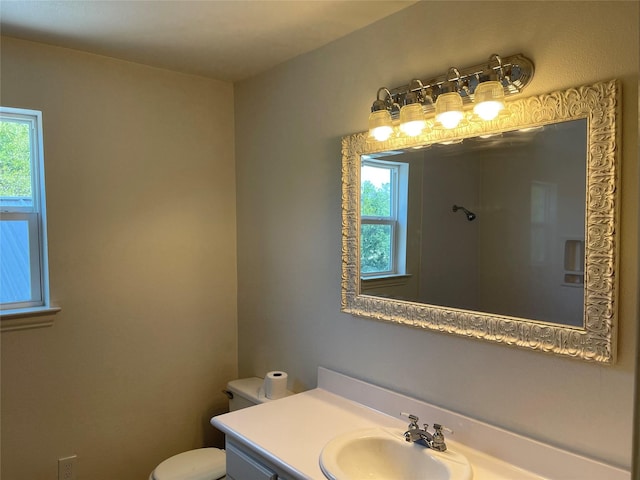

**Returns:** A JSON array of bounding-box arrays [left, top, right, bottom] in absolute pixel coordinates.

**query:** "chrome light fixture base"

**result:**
[[368, 53, 534, 138]]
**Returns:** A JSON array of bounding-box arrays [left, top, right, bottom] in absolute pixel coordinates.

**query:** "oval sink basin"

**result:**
[[320, 428, 473, 480]]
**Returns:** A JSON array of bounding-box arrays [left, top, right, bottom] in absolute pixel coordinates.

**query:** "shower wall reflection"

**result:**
[[361, 120, 587, 327]]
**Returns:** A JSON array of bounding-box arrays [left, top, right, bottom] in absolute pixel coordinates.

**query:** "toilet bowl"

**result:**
[[149, 377, 291, 480], [149, 448, 226, 480]]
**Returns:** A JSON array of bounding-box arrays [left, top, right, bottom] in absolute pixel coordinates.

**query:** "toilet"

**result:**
[[149, 377, 291, 480]]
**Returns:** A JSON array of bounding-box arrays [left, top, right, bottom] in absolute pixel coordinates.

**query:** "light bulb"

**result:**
[[435, 92, 464, 129], [368, 109, 393, 141], [371, 125, 393, 141], [436, 111, 464, 129], [473, 80, 505, 120], [399, 103, 426, 137], [474, 101, 503, 120]]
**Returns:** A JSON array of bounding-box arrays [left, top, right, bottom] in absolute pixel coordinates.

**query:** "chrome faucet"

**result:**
[[401, 413, 452, 452]]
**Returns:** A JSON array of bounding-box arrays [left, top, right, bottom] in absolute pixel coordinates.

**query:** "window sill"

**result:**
[[361, 274, 412, 288], [362, 273, 412, 281], [1, 306, 61, 332]]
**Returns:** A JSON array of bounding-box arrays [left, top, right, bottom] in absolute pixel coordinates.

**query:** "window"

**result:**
[[0, 107, 52, 319], [360, 157, 408, 277]]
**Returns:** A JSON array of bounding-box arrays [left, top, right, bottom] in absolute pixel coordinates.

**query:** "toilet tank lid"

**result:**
[[226, 377, 293, 404], [153, 448, 225, 480], [226, 377, 267, 404]]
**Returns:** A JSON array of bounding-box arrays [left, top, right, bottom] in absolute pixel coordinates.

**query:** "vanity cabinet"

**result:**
[[226, 439, 292, 480]]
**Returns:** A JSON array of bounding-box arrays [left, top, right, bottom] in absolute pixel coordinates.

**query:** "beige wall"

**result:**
[[1, 38, 237, 479], [235, 0, 639, 470]]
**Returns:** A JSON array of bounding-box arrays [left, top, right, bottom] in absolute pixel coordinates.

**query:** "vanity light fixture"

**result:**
[[473, 55, 507, 120], [399, 80, 429, 136], [367, 53, 534, 141], [435, 68, 465, 129], [368, 88, 395, 141]]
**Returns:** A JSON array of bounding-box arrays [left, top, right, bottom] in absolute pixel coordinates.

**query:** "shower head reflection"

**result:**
[[452, 204, 476, 221]]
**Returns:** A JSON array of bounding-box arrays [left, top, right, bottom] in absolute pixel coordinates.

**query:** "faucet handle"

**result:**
[[400, 412, 420, 428], [431, 424, 452, 452], [433, 424, 453, 434]]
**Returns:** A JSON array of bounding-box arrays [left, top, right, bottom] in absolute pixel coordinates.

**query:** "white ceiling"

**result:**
[[0, 0, 417, 81]]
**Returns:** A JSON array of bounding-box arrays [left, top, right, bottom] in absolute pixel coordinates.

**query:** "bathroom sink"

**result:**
[[319, 428, 473, 480]]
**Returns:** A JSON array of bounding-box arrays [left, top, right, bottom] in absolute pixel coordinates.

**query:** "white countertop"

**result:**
[[213, 388, 397, 478], [213, 388, 545, 479], [211, 368, 629, 480]]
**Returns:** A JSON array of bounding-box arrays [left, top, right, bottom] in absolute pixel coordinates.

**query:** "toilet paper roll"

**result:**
[[264, 371, 288, 399]]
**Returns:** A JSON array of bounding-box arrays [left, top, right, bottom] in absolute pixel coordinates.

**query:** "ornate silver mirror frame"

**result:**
[[341, 80, 620, 363]]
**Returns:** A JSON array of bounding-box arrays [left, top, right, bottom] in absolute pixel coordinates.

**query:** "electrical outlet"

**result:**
[[58, 455, 77, 480]]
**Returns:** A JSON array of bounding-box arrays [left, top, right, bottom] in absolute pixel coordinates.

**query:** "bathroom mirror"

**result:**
[[341, 80, 620, 363]]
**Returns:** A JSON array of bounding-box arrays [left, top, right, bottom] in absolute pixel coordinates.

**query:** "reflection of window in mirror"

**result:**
[[360, 158, 408, 277], [530, 181, 557, 265]]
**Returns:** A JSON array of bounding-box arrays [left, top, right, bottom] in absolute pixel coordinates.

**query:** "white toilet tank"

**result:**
[[225, 377, 280, 411]]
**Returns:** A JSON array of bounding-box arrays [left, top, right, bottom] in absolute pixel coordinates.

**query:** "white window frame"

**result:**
[[360, 158, 409, 278], [1, 106, 58, 330]]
